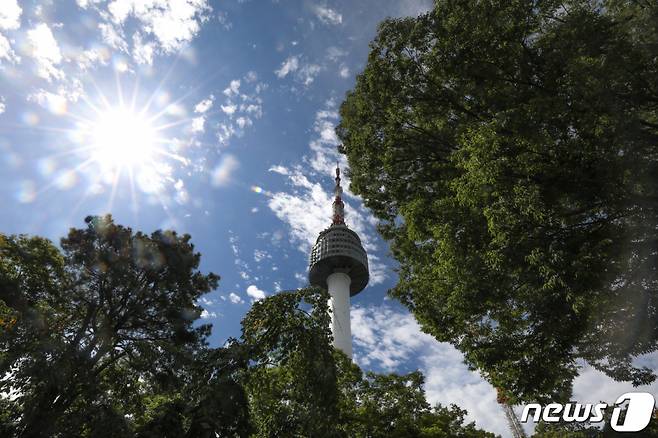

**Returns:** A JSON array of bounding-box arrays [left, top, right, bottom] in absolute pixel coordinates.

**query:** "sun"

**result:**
[[89, 108, 158, 171], [53, 79, 193, 213]]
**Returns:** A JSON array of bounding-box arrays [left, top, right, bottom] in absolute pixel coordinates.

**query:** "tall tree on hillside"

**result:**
[[337, 0, 658, 403]]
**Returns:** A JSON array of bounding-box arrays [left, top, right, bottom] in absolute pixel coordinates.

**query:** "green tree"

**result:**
[[337, 0, 658, 403], [240, 289, 498, 438], [348, 370, 497, 438], [241, 287, 343, 437], [0, 215, 218, 437], [1, 217, 498, 437]]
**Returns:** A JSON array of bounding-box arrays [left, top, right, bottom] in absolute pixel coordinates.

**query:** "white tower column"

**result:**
[[327, 271, 353, 358]]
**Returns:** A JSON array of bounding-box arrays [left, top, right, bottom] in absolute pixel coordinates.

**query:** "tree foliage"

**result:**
[[241, 288, 342, 437], [344, 369, 497, 438], [0, 216, 497, 437], [0, 215, 218, 437], [337, 0, 658, 403]]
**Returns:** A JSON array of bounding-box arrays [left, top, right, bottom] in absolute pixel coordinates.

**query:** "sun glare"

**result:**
[[40, 79, 194, 215], [90, 108, 157, 170]]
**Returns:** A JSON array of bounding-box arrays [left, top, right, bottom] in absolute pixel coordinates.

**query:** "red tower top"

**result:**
[[332, 164, 345, 225]]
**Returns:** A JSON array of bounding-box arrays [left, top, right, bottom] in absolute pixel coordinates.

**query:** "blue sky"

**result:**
[[1, 1, 656, 436]]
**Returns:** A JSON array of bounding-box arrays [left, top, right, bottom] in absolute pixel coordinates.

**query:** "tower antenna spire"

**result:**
[[332, 163, 345, 225]]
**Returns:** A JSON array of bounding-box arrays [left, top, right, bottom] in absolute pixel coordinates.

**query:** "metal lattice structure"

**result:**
[[503, 403, 527, 438], [497, 388, 527, 438]]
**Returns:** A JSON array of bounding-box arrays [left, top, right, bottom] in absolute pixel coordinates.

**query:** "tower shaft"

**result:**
[[327, 271, 353, 358]]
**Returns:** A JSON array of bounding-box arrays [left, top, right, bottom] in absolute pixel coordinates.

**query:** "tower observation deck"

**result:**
[[308, 165, 369, 358]]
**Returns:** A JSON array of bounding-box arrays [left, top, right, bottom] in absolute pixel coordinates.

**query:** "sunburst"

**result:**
[[25, 70, 206, 223], [87, 107, 158, 171]]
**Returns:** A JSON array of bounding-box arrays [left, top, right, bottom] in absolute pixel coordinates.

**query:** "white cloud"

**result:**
[[267, 172, 333, 252], [244, 70, 257, 82], [217, 10, 232, 30], [28, 80, 84, 115], [194, 95, 214, 113], [350, 305, 512, 436], [199, 296, 215, 306], [78, 0, 210, 65], [269, 165, 289, 175], [254, 249, 269, 262], [299, 63, 321, 86], [200, 309, 217, 319], [76, 0, 95, 8], [191, 116, 205, 132], [267, 101, 388, 285], [76, 47, 111, 70], [0, 0, 22, 30], [229, 233, 240, 258], [0, 33, 18, 63], [313, 5, 342, 25], [98, 22, 127, 51], [228, 292, 244, 304], [211, 154, 239, 186], [352, 304, 658, 438], [174, 179, 189, 204], [396, 0, 433, 17], [266, 168, 387, 285], [132, 32, 155, 65], [236, 116, 251, 129], [107, 0, 211, 52], [229, 233, 253, 282], [221, 103, 237, 115], [572, 355, 658, 406], [223, 79, 240, 97], [351, 305, 427, 369], [308, 108, 341, 173], [27, 23, 64, 81], [326, 46, 346, 62], [28, 90, 67, 115], [339, 65, 350, 78], [423, 345, 510, 436], [275, 55, 299, 78], [246, 284, 266, 301], [0, 0, 23, 63], [0, 96, 5, 114], [275, 55, 322, 86], [210, 76, 263, 144], [242, 103, 262, 118], [216, 123, 236, 145]]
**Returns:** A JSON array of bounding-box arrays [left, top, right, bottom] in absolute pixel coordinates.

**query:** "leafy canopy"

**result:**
[[0, 216, 497, 437], [337, 0, 658, 403], [0, 215, 218, 437]]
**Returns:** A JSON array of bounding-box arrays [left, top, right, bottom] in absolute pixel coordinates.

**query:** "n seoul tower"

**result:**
[[309, 165, 369, 358]]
